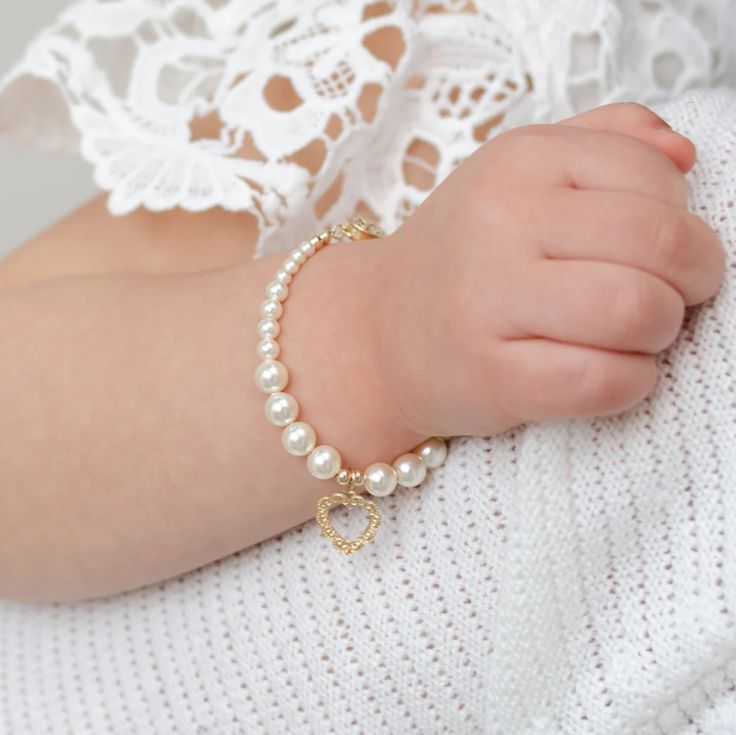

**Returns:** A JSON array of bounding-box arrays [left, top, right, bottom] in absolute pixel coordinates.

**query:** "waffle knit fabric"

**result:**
[[1, 88, 736, 734]]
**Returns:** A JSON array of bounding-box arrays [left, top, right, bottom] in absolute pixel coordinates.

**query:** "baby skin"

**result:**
[[0, 103, 724, 601]]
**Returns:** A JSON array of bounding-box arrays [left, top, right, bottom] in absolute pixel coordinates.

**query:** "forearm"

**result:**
[[0, 195, 259, 290], [0, 237, 422, 602]]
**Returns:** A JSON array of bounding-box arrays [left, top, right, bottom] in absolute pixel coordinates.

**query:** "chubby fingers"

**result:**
[[529, 188, 725, 305], [493, 339, 658, 420], [557, 101, 696, 173], [500, 124, 689, 206], [502, 260, 684, 354]]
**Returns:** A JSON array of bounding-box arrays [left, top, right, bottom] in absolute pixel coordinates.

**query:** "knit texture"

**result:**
[[0, 88, 735, 734]]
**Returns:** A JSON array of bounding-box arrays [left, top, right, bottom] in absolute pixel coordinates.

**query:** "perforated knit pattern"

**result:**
[[0, 89, 735, 733]]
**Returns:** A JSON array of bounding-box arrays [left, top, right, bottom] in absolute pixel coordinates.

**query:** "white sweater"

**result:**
[[1, 3, 736, 733]]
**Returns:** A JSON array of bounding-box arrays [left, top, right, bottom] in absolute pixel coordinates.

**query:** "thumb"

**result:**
[[557, 102, 696, 173]]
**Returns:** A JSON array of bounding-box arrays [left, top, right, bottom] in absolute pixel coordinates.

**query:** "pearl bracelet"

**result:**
[[254, 217, 448, 554]]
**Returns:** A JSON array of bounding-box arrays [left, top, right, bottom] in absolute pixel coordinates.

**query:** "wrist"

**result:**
[[272, 230, 426, 471]]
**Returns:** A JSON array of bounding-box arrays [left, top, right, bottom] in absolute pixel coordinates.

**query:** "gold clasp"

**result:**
[[342, 216, 386, 241], [320, 216, 386, 245]]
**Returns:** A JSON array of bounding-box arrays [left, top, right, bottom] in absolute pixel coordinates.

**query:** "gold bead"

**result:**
[[350, 469, 364, 486], [336, 469, 351, 485], [313, 231, 332, 249]]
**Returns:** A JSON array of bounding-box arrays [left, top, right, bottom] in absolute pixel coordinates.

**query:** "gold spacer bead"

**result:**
[[336, 468, 352, 485], [310, 233, 329, 250], [350, 469, 364, 487]]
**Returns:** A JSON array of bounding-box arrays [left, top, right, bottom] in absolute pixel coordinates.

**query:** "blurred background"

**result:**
[[0, 1, 95, 258]]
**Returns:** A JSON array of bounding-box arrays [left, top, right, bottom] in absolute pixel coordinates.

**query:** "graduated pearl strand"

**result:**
[[255, 359, 288, 393], [307, 445, 342, 480], [254, 229, 448, 496], [413, 436, 448, 469], [257, 338, 280, 361], [265, 392, 299, 426], [282, 421, 316, 456], [363, 462, 397, 497], [392, 452, 427, 488]]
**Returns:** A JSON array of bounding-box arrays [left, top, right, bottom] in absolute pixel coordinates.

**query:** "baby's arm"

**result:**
[[0, 234, 419, 602], [0, 195, 261, 289], [0, 103, 723, 603]]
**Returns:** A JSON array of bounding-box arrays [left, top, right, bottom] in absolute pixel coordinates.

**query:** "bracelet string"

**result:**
[[254, 217, 448, 554]]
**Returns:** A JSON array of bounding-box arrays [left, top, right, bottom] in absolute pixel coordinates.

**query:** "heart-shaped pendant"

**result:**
[[315, 490, 382, 554]]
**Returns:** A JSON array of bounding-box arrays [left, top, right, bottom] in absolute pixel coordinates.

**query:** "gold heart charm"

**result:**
[[315, 490, 382, 554]]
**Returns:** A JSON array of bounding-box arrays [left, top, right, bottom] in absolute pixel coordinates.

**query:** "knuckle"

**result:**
[[670, 171, 690, 206], [648, 209, 725, 304], [575, 358, 618, 413], [698, 221, 727, 300], [500, 123, 547, 142], [612, 277, 657, 339], [483, 126, 558, 183], [611, 276, 684, 350], [496, 125, 553, 155], [606, 101, 663, 126], [574, 356, 625, 414], [575, 354, 657, 415], [652, 209, 690, 273], [476, 125, 554, 185], [661, 293, 687, 347]]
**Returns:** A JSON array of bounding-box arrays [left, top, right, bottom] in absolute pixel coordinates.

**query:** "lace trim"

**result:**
[[0, 0, 733, 257]]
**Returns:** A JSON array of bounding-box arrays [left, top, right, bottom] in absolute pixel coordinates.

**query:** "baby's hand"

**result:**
[[377, 103, 725, 438]]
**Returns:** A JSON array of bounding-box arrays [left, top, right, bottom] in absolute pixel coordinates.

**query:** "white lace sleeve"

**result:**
[[1, 0, 734, 258]]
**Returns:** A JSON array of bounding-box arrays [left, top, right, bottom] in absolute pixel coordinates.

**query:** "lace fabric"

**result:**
[[0, 0, 734, 257]]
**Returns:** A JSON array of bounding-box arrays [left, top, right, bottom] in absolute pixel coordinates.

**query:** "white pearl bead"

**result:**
[[364, 462, 399, 497], [256, 338, 280, 361], [413, 437, 448, 469], [307, 445, 342, 479], [283, 258, 299, 275], [255, 360, 288, 393], [266, 280, 288, 301], [393, 453, 427, 488], [275, 269, 292, 285], [290, 248, 306, 264], [282, 421, 316, 456], [260, 298, 283, 319], [300, 241, 315, 256], [265, 392, 299, 427], [256, 317, 280, 340]]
